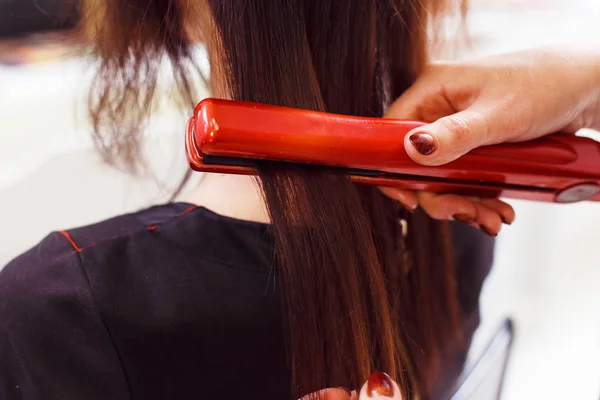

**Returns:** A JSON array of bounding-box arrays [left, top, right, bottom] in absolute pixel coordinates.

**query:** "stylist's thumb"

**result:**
[[403, 109, 492, 166], [358, 372, 403, 400]]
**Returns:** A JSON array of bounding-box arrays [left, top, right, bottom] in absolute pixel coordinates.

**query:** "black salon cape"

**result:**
[[0, 203, 494, 400]]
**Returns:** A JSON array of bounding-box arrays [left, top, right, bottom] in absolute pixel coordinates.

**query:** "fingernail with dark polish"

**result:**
[[452, 213, 475, 223], [480, 225, 498, 237], [409, 132, 437, 155], [367, 372, 394, 398], [501, 216, 512, 225]]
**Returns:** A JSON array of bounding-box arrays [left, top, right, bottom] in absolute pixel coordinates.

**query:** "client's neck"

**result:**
[[184, 173, 270, 224]]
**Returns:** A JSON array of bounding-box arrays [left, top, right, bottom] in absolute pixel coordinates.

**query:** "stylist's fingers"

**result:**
[[403, 108, 496, 166], [379, 188, 514, 234], [471, 201, 503, 237], [416, 192, 513, 236], [384, 70, 465, 122], [384, 65, 499, 166], [479, 198, 516, 225], [379, 187, 419, 212], [416, 192, 477, 221], [300, 388, 352, 400], [358, 372, 402, 400]]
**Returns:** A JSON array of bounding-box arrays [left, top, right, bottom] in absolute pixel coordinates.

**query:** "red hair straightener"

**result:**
[[185, 98, 600, 204]]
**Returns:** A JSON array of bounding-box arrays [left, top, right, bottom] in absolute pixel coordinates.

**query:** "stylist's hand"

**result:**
[[301, 372, 402, 400], [381, 44, 600, 236]]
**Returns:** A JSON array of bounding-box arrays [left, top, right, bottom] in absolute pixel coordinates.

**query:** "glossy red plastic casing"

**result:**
[[186, 98, 600, 203]]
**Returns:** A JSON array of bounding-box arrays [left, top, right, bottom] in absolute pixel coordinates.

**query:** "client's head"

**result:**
[[80, 1, 464, 398]]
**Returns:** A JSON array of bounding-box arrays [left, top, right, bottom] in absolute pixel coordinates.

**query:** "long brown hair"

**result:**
[[80, 1, 465, 398]]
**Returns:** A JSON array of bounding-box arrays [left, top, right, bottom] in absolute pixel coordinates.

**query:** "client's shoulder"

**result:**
[[61, 202, 199, 253], [0, 202, 197, 275]]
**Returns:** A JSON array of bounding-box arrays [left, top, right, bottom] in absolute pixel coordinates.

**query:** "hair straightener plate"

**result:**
[[185, 98, 600, 203]]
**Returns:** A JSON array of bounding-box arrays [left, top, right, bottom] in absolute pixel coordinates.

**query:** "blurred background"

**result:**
[[1, 0, 599, 398]]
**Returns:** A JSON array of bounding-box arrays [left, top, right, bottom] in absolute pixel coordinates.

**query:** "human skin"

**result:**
[[381, 43, 600, 236]]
